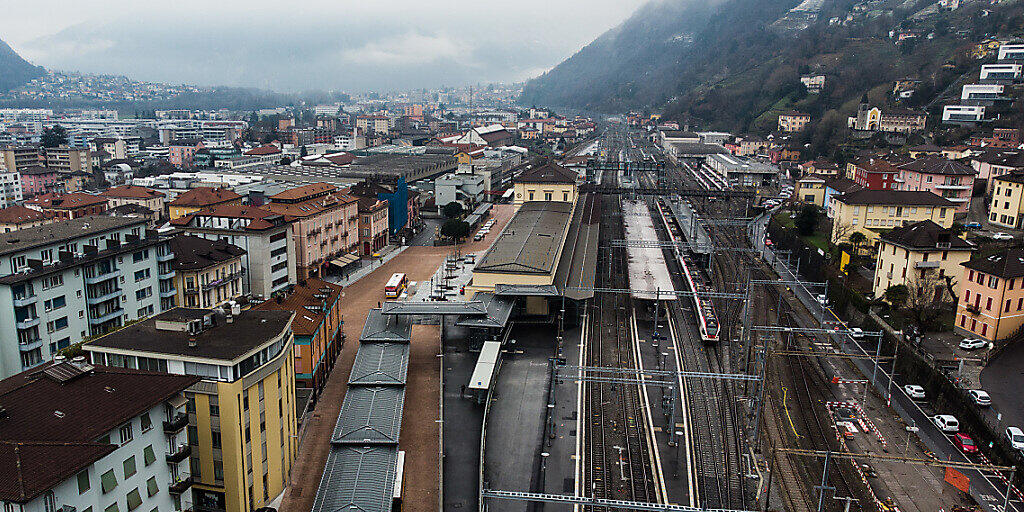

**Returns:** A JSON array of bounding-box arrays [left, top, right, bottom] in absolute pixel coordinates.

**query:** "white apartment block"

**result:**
[[980, 63, 1022, 81], [942, 105, 986, 123], [0, 171, 23, 208]]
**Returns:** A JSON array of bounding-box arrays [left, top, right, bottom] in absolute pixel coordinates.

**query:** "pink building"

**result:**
[[168, 139, 204, 169], [355, 197, 389, 256], [265, 183, 360, 279], [955, 248, 1024, 342], [898, 156, 977, 213], [19, 165, 62, 197]]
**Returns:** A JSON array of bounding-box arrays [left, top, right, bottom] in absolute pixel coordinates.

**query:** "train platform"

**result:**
[[622, 199, 675, 301]]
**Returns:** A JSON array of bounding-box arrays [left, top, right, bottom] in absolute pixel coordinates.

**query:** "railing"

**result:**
[[163, 412, 188, 432], [16, 316, 40, 329], [168, 476, 192, 494], [966, 304, 982, 315], [156, 251, 175, 262], [12, 293, 37, 307], [84, 268, 120, 285], [88, 308, 123, 325], [86, 288, 122, 305], [165, 444, 191, 464], [914, 261, 940, 269], [18, 338, 43, 351]]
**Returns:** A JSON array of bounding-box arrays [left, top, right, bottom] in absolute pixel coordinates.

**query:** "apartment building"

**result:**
[[848, 105, 927, 133], [264, 183, 359, 279], [84, 308, 298, 512], [0, 205, 51, 232], [356, 197, 389, 256], [0, 360, 199, 512], [0, 170, 23, 208], [170, 204, 296, 298], [168, 139, 204, 169], [101, 185, 167, 223], [26, 192, 109, 220], [845, 157, 901, 190], [169, 234, 246, 309], [955, 249, 1024, 342], [980, 63, 1022, 81], [829, 190, 957, 246], [254, 278, 342, 395], [0, 217, 175, 378], [355, 115, 391, 134], [44, 145, 92, 173], [897, 156, 977, 212], [794, 175, 827, 206], [20, 165, 63, 197], [777, 111, 811, 132], [513, 163, 579, 207], [0, 144, 41, 173], [988, 173, 1024, 229], [943, 105, 986, 123], [971, 150, 1024, 194], [873, 220, 975, 302], [168, 187, 243, 220]]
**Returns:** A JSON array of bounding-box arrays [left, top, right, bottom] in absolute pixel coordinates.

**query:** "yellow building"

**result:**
[[84, 308, 298, 512], [513, 162, 579, 206], [795, 175, 826, 206], [829, 190, 957, 247], [873, 220, 975, 302], [168, 187, 244, 220], [170, 234, 246, 309], [988, 173, 1024, 229], [955, 248, 1024, 342]]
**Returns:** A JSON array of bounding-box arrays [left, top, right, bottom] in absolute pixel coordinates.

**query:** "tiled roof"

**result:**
[[899, 156, 976, 176], [254, 278, 342, 336], [0, 206, 47, 224], [169, 234, 245, 271], [879, 220, 974, 250], [171, 204, 289, 231], [0, 362, 198, 503], [271, 183, 337, 202], [243, 144, 282, 156], [27, 192, 107, 210], [515, 162, 577, 184], [834, 189, 956, 207], [849, 157, 900, 174], [168, 187, 241, 207], [962, 248, 1024, 279], [100, 185, 166, 199]]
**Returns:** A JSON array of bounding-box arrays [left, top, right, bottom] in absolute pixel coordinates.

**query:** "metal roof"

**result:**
[[474, 201, 573, 275], [455, 293, 516, 328], [380, 301, 488, 316], [554, 194, 600, 300], [311, 445, 398, 512], [349, 343, 410, 386], [359, 309, 413, 342], [331, 386, 405, 445], [493, 284, 561, 296], [467, 341, 502, 390]]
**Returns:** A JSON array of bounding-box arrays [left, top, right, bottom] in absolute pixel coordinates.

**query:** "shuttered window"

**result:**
[[101, 469, 117, 493]]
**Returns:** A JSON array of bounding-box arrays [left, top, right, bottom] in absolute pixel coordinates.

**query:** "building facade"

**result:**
[[168, 187, 244, 220], [19, 165, 63, 198], [85, 308, 298, 512], [356, 198, 389, 256], [829, 190, 957, 247], [777, 112, 811, 132], [988, 173, 1024, 229], [264, 183, 359, 279], [170, 234, 246, 310], [897, 156, 976, 212], [101, 185, 167, 223], [0, 170, 23, 208], [44, 145, 92, 173], [955, 249, 1024, 342], [0, 217, 175, 378], [872, 220, 975, 302]]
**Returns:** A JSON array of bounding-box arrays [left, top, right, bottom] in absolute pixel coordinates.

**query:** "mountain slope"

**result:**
[[520, 0, 800, 111], [0, 38, 44, 92]]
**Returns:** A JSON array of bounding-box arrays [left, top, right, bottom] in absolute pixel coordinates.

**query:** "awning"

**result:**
[[331, 253, 361, 268]]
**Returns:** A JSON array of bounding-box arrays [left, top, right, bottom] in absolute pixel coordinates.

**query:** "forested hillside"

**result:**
[[0, 38, 44, 92]]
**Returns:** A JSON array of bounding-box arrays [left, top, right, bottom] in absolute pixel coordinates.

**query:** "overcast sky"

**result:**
[[0, 1, 646, 92]]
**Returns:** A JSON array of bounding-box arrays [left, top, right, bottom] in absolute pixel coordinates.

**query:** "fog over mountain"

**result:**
[[1, 0, 645, 92]]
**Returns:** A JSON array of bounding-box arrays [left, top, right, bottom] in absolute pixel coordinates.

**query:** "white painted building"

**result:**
[[0, 171, 23, 208], [980, 63, 1023, 81], [942, 105, 986, 123], [998, 42, 1024, 61]]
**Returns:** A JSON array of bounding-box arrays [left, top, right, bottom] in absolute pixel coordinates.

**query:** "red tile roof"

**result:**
[[0, 206, 47, 225], [26, 193, 108, 210], [254, 278, 342, 335], [99, 185, 165, 199], [168, 187, 242, 207], [244, 144, 282, 156], [171, 204, 290, 231]]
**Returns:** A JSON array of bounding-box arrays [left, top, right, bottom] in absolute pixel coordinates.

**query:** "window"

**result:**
[[144, 445, 156, 466], [270, 232, 286, 243], [528, 191, 535, 200], [44, 295, 66, 311], [132, 250, 148, 263], [987, 297, 993, 310], [210, 402, 220, 417], [127, 488, 143, 511], [78, 469, 91, 493], [214, 460, 224, 481], [147, 476, 159, 497], [212, 431, 222, 448], [270, 247, 287, 258], [134, 269, 150, 282], [123, 455, 137, 479], [41, 274, 63, 290], [563, 192, 569, 201], [101, 469, 118, 493], [44, 491, 56, 512], [119, 423, 133, 444], [46, 317, 68, 333], [544, 192, 552, 201], [136, 287, 152, 300]]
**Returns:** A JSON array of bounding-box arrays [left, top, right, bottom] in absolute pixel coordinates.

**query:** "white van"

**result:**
[[933, 414, 960, 433], [1007, 426, 1024, 450]]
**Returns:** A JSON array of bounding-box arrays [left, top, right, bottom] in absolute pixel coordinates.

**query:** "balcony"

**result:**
[[159, 288, 177, 298], [19, 338, 43, 352], [915, 261, 940, 269], [16, 317, 40, 330], [966, 304, 982, 315], [159, 269, 176, 280], [84, 268, 120, 285], [168, 476, 193, 494], [12, 294, 37, 307], [163, 412, 188, 433], [935, 183, 970, 191], [88, 308, 124, 325], [86, 288, 122, 305], [165, 444, 191, 464], [156, 251, 175, 263]]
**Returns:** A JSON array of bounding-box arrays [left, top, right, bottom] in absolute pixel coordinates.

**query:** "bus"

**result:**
[[385, 273, 408, 298]]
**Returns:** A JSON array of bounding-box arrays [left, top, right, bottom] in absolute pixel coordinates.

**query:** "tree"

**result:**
[[796, 204, 818, 236], [41, 125, 68, 148], [440, 219, 470, 240], [442, 202, 464, 219], [849, 231, 868, 255], [884, 284, 910, 306], [300, 145, 309, 158]]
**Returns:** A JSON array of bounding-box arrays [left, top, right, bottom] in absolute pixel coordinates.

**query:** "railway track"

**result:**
[[581, 166, 660, 509]]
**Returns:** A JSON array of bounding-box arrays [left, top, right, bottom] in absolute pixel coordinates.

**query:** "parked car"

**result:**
[[963, 222, 982, 229], [968, 389, 991, 407], [959, 338, 988, 350], [816, 294, 828, 306], [903, 384, 926, 399], [953, 432, 979, 454], [1006, 426, 1024, 450], [849, 327, 865, 339], [933, 414, 960, 432], [992, 232, 1014, 241]]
